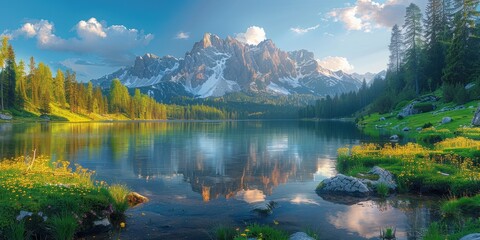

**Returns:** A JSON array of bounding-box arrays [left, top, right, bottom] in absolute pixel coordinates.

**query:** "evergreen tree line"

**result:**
[[300, 0, 479, 118], [378, 0, 480, 112], [0, 38, 231, 120], [298, 77, 387, 118]]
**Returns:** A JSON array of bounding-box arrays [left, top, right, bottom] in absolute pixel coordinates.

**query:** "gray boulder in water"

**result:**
[[317, 167, 397, 199], [289, 232, 315, 240], [316, 174, 370, 197]]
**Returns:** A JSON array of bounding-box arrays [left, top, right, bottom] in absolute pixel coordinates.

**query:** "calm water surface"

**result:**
[[0, 121, 440, 239]]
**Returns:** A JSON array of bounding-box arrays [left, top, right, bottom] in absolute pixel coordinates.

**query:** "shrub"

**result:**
[[108, 184, 130, 214], [418, 134, 444, 146], [422, 122, 433, 129], [443, 83, 456, 102], [215, 225, 237, 240], [49, 213, 78, 240], [413, 103, 435, 113], [422, 222, 444, 240], [375, 183, 389, 198]]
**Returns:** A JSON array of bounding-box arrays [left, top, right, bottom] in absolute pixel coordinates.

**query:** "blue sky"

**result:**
[[0, 0, 427, 81]]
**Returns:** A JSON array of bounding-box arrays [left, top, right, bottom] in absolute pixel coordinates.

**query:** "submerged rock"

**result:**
[[127, 192, 149, 207], [289, 232, 315, 240], [402, 127, 410, 132], [89, 218, 112, 234]]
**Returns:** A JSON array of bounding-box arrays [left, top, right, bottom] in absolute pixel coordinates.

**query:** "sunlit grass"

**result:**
[[337, 137, 480, 195], [0, 156, 129, 238], [109, 184, 130, 214]]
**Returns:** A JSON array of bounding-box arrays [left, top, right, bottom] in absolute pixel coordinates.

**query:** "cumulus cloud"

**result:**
[[318, 56, 355, 73], [235, 26, 266, 45], [175, 31, 190, 39], [290, 24, 320, 34], [328, 0, 426, 32], [6, 18, 154, 66]]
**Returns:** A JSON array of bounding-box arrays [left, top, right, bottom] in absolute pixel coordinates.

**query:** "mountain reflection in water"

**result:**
[[0, 121, 440, 239]]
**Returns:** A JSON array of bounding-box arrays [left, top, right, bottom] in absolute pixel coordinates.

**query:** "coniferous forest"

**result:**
[[0, 37, 231, 120], [301, 0, 480, 118]]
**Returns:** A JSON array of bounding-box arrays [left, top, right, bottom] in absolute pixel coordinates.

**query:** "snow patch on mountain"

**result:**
[[186, 55, 240, 98], [267, 82, 290, 95]]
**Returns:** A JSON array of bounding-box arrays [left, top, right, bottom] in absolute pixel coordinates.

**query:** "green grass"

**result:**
[[4, 220, 26, 240], [48, 213, 78, 240], [375, 183, 389, 198], [109, 184, 130, 214], [234, 224, 289, 240], [0, 101, 131, 123], [359, 99, 479, 139], [214, 224, 289, 240], [423, 196, 480, 240], [214, 225, 238, 240], [0, 156, 128, 239], [335, 140, 480, 196]]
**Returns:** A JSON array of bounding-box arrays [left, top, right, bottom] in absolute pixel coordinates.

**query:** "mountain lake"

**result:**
[[0, 120, 441, 239]]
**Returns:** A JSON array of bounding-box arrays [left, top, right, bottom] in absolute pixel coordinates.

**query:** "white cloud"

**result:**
[[175, 31, 189, 39], [290, 24, 320, 34], [6, 18, 154, 66], [76, 18, 107, 39], [235, 26, 266, 45], [20, 23, 37, 37], [328, 0, 426, 32], [318, 56, 355, 73]]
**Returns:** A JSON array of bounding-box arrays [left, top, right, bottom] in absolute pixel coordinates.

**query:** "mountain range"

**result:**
[[93, 33, 384, 101]]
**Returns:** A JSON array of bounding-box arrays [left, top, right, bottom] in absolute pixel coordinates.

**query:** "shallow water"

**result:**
[[0, 120, 441, 239]]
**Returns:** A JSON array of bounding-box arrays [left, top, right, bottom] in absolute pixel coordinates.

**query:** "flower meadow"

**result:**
[[0, 156, 129, 239]]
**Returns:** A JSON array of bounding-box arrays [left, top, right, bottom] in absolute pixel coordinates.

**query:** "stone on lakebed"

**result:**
[[127, 192, 149, 207]]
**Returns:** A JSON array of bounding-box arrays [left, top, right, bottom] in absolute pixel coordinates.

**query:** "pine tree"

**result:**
[[388, 24, 403, 74], [0, 37, 8, 110], [54, 69, 66, 107], [403, 3, 424, 95], [424, 0, 448, 90], [15, 60, 27, 108], [3, 45, 17, 109], [443, 0, 480, 84], [28, 57, 38, 105], [87, 81, 93, 113]]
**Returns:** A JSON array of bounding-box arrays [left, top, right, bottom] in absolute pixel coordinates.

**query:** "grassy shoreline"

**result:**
[[0, 156, 130, 239], [332, 136, 480, 239]]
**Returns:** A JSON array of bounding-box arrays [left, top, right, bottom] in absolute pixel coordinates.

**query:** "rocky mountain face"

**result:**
[[93, 33, 363, 100]]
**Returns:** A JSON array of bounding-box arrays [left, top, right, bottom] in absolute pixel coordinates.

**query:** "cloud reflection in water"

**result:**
[[329, 202, 406, 239], [235, 189, 266, 203]]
